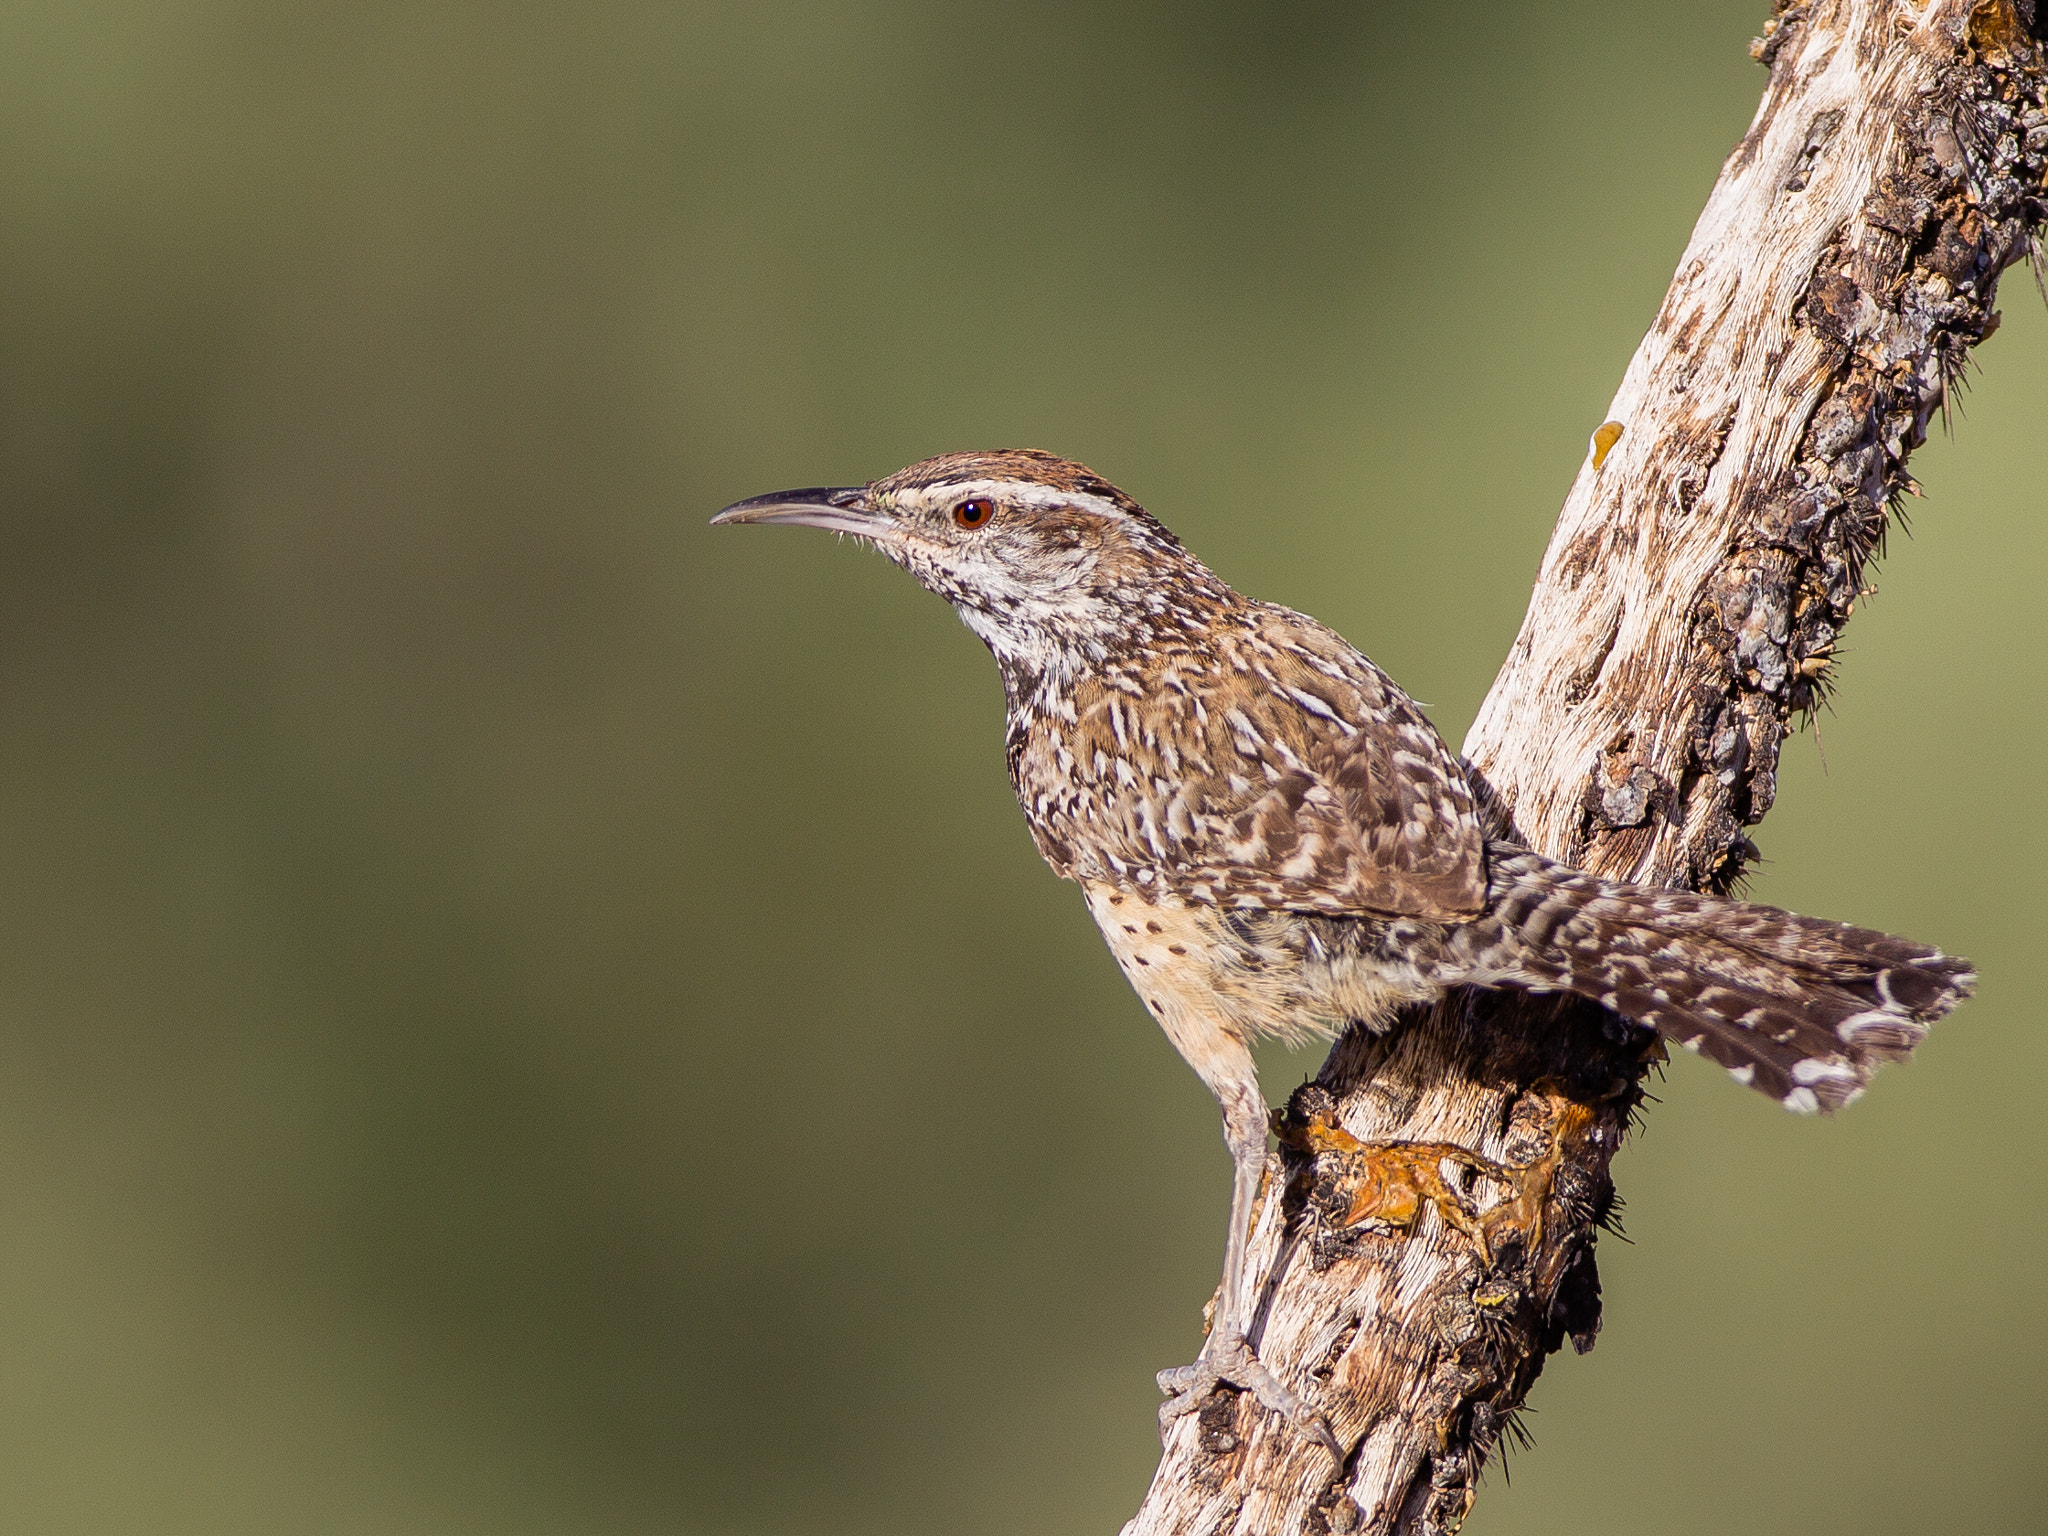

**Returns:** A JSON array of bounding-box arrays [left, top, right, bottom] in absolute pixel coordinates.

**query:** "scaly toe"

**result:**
[[1156, 1361, 1220, 1434], [1154, 1361, 1203, 1398], [1155, 1333, 1342, 1462]]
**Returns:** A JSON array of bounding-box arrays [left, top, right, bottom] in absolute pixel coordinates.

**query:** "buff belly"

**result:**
[[1080, 882, 1450, 1064]]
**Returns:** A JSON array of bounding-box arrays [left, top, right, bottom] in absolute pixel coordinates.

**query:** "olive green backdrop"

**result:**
[[0, 2, 2038, 1532]]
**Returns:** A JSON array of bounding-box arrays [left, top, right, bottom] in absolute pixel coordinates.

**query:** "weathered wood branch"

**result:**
[[1127, 4, 2046, 1532]]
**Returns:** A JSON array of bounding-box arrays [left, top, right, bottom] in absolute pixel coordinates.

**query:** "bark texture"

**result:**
[[1126, 4, 2046, 1532]]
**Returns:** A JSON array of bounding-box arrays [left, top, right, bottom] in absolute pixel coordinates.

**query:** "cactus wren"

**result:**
[[713, 449, 1972, 1449]]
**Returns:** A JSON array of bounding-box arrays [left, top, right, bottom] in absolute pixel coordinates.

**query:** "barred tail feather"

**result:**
[[1482, 845, 1975, 1113]]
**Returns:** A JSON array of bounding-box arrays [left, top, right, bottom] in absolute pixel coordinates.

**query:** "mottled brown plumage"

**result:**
[[713, 449, 1973, 1451], [1013, 605, 1488, 921]]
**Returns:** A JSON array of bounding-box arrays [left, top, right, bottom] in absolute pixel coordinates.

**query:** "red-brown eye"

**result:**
[[952, 498, 994, 530]]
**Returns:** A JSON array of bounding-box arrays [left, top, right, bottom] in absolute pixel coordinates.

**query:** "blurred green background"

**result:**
[[0, 1, 2039, 1532]]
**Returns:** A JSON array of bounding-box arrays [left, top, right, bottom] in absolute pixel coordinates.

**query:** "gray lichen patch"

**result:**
[[1692, 59, 2047, 892]]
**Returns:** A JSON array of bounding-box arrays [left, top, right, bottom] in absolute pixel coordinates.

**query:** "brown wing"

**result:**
[[1053, 609, 1489, 920]]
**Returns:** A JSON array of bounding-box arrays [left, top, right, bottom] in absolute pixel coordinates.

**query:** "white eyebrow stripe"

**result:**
[[903, 479, 1131, 520]]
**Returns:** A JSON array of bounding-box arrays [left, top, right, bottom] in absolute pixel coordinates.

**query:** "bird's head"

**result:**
[[712, 449, 1225, 670]]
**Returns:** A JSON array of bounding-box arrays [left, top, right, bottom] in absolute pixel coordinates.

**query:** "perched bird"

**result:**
[[712, 449, 1971, 1448]]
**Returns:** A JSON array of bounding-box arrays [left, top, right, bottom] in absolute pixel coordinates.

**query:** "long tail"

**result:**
[[1475, 843, 1974, 1113]]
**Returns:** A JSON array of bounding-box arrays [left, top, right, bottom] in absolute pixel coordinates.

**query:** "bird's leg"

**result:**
[[1156, 1064, 1340, 1461]]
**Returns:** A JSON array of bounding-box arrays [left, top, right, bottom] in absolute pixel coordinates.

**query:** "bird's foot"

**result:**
[[1156, 1329, 1341, 1462]]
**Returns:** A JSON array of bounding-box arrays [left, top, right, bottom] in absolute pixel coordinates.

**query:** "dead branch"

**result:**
[[1126, 4, 2046, 1532]]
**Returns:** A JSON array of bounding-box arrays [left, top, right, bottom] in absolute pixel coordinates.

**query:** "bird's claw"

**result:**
[[1156, 1330, 1342, 1463]]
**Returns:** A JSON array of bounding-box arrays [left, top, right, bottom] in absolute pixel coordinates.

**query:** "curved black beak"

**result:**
[[709, 485, 892, 538]]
